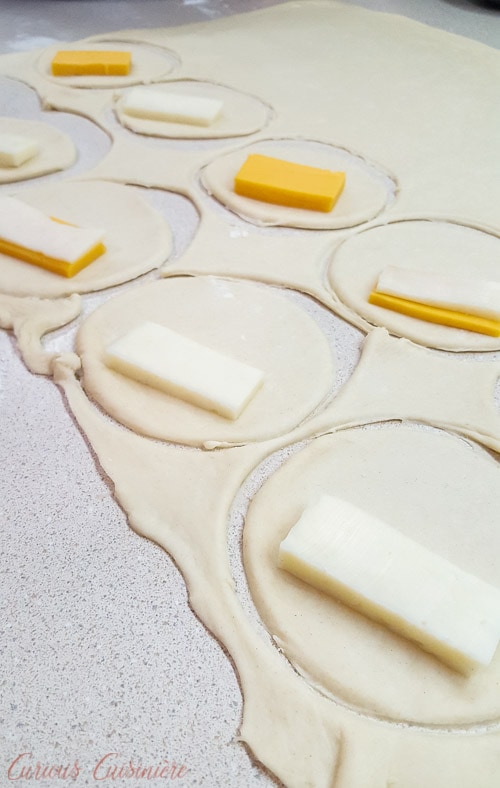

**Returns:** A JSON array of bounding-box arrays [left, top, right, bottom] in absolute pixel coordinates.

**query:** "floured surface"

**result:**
[[0, 2, 499, 787]]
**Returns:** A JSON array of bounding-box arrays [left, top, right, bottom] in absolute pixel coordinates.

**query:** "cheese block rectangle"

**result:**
[[0, 196, 106, 278], [278, 494, 500, 673], [104, 321, 264, 419], [121, 88, 223, 126], [0, 133, 40, 167], [376, 266, 500, 321], [234, 154, 345, 212], [369, 290, 500, 336], [51, 50, 131, 76]]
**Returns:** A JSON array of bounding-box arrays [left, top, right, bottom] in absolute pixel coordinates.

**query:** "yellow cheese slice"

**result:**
[[0, 196, 106, 278], [234, 153, 345, 212], [279, 494, 500, 674], [369, 290, 500, 337], [376, 265, 500, 321], [51, 50, 131, 76]]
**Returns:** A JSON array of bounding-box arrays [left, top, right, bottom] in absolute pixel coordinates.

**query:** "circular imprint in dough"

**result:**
[[200, 140, 392, 229], [0, 180, 172, 298], [37, 42, 177, 89], [77, 277, 334, 447], [327, 220, 500, 351], [114, 81, 271, 139], [243, 425, 500, 726], [0, 116, 76, 184]]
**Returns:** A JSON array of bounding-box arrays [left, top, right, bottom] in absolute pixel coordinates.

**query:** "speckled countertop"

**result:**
[[0, 2, 499, 787]]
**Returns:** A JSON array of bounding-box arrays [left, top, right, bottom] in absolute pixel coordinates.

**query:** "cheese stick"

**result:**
[[104, 321, 264, 419], [234, 154, 345, 212], [122, 88, 223, 127], [369, 291, 500, 337], [0, 133, 40, 168], [376, 266, 500, 321], [0, 195, 106, 277], [279, 494, 500, 674], [52, 50, 131, 76]]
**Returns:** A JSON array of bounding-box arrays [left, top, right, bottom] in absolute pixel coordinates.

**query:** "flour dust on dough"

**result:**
[[201, 139, 392, 229], [0, 116, 76, 184], [115, 80, 271, 139], [37, 41, 177, 89], [328, 219, 500, 351], [244, 424, 500, 725], [0, 180, 172, 299], [77, 276, 335, 448]]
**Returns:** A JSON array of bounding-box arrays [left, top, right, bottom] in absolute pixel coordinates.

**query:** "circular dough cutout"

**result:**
[[0, 180, 172, 298], [201, 140, 392, 229], [0, 116, 76, 184], [38, 41, 176, 89], [114, 81, 271, 139], [327, 220, 500, 351], [243, 425, 500, 725], [77, 277, 334, 447]]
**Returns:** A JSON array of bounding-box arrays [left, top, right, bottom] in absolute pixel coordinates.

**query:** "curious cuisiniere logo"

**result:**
[[7, 752, 189, 781]]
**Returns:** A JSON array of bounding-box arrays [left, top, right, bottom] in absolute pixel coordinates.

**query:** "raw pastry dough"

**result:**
[[1, 2, 500, 787], [77, 276, 334, 447], [0, 180, 172, 299], [201, 140, 391, 229], [115, 80, 271, 139], [328, 219, 500, 350], [37, 41, 176, 89], [305, 328, 500, 455], [244, 425, 500, 724], [0, 116, 76, 184]]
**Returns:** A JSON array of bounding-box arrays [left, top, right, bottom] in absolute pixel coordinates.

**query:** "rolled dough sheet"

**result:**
[[0, 180, 172, 298], [115, 80, 271, 139], [0, 116, 76, 184], [54, 355, 500, 787], [77, 276, 335, 447], [1, 3, 500, 787]]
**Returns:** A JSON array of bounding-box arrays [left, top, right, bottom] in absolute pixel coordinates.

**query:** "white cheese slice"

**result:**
[[0, 133, 40, 167], [0, 195, 105, 263], [121, 87, 223, 127], [278, 494, 500, 674], [104, 321, 264, 420], [376, 265, 500, 321]]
